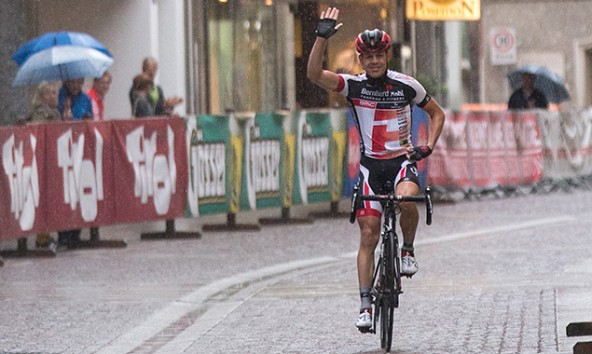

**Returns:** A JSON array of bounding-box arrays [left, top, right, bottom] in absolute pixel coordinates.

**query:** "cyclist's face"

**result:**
[[359, 51, 388, 78]]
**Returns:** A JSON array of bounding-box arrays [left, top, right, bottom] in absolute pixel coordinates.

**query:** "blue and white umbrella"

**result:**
[[12, 31, 112, 66], [12, 45, 114, 86], [507, 65, 570, 103]]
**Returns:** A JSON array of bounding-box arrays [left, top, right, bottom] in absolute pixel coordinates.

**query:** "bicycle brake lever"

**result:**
[[349, 185, 359, 224], [425, 186, 433, 225]]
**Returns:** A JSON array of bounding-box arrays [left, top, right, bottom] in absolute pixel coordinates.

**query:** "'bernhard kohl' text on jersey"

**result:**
[[336, 70, 431, 159]]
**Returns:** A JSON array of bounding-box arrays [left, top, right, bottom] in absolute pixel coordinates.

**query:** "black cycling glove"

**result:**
[[409, 146, 432, 161], [316, 18, 339, 39]]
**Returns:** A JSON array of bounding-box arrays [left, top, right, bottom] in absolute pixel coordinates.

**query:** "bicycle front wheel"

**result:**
[[380, 230, 396, 352]]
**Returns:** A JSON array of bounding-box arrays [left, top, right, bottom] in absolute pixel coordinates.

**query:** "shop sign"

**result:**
[[406, 0, 481, 21]]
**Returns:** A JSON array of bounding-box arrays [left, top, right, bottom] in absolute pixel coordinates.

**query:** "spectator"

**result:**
[[27, 81, 61, 249], [131, 73, 155, 117], [129, 57, 182, 116], [58, 78, 93, 120], [28, 81, 60, 123], [508, 73, 549, 110], [56, 78, 92, 247], [87, 71, 112, 121]]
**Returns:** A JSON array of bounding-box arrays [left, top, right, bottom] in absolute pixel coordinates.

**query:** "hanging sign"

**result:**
[[406, 0, 481, 21]]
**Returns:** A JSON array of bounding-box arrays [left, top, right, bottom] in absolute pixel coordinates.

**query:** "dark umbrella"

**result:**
[[507, 65, 570, 103]]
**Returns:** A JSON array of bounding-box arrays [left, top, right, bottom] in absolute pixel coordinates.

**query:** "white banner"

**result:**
[[537, 109, 592, 178]]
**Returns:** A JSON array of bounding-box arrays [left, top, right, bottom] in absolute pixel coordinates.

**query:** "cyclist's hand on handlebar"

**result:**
[[316, 7, 343, 39], [407, 145, 432, 161]]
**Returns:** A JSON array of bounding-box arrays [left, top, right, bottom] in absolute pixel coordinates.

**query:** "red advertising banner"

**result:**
[[428, 111, 542, 191], [466, 111, 494, 189], [111, 117, 188, 223], [488, 111, 516, 186], [512, 111, 543, 185], [428, 111, 471, 189], [0, 124, 46, 240], [44, 120, 115, 231]]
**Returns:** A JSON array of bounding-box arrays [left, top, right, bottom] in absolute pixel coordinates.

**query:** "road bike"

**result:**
[[350, 182, 433, 353]]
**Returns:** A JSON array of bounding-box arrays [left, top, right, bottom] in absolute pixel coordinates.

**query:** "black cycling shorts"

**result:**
[[356, 155, 420, 218]]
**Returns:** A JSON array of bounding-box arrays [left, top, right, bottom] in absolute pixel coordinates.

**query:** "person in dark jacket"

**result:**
[[508, 73, 548, 110]]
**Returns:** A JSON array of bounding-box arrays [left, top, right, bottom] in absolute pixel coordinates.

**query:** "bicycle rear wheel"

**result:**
[[380, 230, 396, 352]]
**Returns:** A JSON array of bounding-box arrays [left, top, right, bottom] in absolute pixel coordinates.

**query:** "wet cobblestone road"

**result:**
[[1, 190, 591, 353]]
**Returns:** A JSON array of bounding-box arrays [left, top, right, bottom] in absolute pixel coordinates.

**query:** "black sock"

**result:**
[[402, 243, 414, 255]]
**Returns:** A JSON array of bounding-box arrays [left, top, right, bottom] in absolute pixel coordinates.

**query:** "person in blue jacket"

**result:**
[[56, 78, 92, 247], [58, 78, 93, 120]]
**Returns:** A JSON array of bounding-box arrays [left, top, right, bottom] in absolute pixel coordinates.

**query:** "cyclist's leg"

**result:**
[[393, 159, 421, 247], [355, 157, 385, 329], [395, 160, 421, 276], [396, 180, 420, 246], [357, 215, 381, 290], [356, 215, 380, 330], [355, 162, 384, 294]]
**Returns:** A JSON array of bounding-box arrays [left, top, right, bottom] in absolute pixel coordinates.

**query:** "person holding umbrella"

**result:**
[[58, 78, 93, 120], [56, 78, 92, 248], [507, 65, 569, 109], [508, 73, 549, 110]]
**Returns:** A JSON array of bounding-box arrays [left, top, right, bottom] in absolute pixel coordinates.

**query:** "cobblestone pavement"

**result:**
[[1, 190, 591, 354]]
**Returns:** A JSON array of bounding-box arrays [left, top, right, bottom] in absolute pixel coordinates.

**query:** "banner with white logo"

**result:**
[[185, 115, 230, 217], [0, 124, 45, 240], [111, 117, 187, 223], [44, 121, 114, 230], [250, 112, 285, 209], [538, 109, 592, 178], [294, 111, 331, 205], [428, 110, 472, 190], [428, 111, 543, 190]]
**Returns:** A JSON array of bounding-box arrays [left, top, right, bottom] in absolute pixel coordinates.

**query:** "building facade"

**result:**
[[1, 0, 591, 125]]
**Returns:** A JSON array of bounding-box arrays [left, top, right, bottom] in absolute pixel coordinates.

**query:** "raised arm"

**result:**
[[307, 7, 343, 92]]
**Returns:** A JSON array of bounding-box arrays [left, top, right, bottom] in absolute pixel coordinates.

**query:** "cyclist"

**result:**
[[307, 7, 445, 332]]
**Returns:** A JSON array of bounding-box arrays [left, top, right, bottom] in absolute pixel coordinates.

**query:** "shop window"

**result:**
[[207, 0, 278, 114]]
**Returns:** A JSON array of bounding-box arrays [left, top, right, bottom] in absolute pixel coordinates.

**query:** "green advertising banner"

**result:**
[[185, 109, 348, 218], [329, 109, 348, 203], [245, 111, 286, 209], [293, 110, 332, 205], [186, 115, 230, 216], [282, 110, 298, 209]]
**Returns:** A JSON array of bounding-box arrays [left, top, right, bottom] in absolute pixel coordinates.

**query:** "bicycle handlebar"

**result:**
[[349, 186, 433, 226]]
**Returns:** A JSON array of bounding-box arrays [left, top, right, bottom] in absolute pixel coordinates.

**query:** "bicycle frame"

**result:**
[[350, 184, 433, 352]]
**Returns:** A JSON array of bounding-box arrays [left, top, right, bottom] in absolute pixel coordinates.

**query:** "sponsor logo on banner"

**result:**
[[193, 142, 226, 203], [126, 125, 177, 215], [57, 128, 104, 222], [2, 134, 39, 230], [301, 137, 329, 193], [250, 139, 281, 198]]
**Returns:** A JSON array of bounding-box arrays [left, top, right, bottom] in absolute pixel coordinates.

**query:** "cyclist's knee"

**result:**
[[396, 180, 419, 196], [358, 216, 380, 246]]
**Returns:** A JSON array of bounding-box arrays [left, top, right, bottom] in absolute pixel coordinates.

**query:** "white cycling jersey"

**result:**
[[337, 70, 431, 159]]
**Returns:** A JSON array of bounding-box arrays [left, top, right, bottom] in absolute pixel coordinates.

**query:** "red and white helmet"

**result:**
[[355, 29, 391, 54]]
